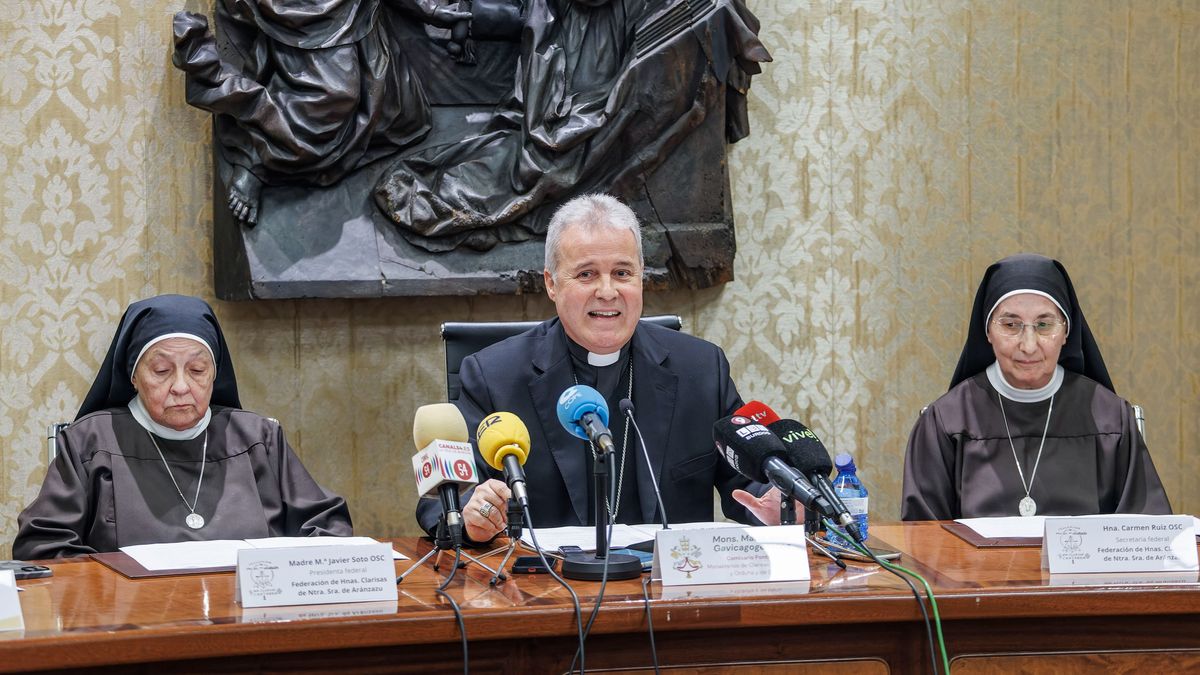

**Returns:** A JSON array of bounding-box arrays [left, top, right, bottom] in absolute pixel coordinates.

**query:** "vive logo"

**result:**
[[781, 428, 819, 444]]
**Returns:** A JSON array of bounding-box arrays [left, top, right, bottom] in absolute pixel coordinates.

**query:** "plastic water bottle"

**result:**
[[828, 452, 868, 547]]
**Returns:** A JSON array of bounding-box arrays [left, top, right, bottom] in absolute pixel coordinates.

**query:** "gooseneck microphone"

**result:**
[[557, 385, 615, 455], [476, 412, 531, 507], [769, 418, 864, 542], [712, 414, 833, 516], [619, 398, 669, 531]]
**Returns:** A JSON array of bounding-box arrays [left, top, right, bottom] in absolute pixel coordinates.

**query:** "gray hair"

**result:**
[[544, 194, 644, 276]]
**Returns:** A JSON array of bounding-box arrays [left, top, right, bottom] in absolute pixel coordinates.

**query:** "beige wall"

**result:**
[[1, 1, 1197, 557]]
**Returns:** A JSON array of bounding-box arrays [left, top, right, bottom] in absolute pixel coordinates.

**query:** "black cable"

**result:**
[[568, 449, 620, 674], [522, 505, 585, 675], [640, 575, 660, 675], [433, 547, 469, 675]]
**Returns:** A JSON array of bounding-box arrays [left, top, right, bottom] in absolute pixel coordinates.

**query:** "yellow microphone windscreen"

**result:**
[[413, 403, 469, 449], [477, 412, 531, 470]]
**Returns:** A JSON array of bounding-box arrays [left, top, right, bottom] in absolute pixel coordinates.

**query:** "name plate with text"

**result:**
[[236, 544, 398, 608], [0, 571, 22, 633], [1042, 515, 1198, 574], [652, 525, 809, 587]]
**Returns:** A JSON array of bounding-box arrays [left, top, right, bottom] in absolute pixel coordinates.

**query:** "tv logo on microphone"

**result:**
[[716, 441, 739, 472], [558, 389, 581, 408], [734, 424, 769, 440]]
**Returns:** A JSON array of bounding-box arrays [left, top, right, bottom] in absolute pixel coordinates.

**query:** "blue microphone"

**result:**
[[556, 385, 616, 455]]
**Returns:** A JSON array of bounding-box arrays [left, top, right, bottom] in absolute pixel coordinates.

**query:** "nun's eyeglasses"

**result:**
[[990, 319, 1065, 339]]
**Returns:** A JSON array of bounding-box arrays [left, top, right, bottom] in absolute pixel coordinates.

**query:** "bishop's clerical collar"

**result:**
[[565, 334, 631, 401], [565, 335, 630, 370]]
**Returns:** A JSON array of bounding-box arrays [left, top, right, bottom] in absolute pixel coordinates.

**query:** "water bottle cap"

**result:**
[[834, 452, 856, 472]]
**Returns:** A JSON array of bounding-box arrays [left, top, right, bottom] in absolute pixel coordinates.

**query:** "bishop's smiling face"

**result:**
[[544, 223, 643, 355]]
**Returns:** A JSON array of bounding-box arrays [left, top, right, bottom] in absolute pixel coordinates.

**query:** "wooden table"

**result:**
[[4, 523, 1200, 673]]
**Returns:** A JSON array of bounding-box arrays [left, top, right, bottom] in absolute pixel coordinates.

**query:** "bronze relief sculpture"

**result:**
[[172, 0, 770, 298]]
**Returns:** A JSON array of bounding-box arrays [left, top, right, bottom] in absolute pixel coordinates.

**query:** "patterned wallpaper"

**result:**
[[1, 1, 1196, 558]]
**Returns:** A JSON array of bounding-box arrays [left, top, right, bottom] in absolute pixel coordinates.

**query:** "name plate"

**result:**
[[652, 525, 809, 587], [0, 571, 23, 633], [236, 543, 398, 608], [1042, 515, 1198, 574]]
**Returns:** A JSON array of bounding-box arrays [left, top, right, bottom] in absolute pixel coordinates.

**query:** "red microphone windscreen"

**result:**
[[734, 400, 781, 426]]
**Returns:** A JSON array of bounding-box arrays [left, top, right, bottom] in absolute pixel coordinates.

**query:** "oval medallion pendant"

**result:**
[[186, 512, 205, 529], [1018, 496, 1037, 517]]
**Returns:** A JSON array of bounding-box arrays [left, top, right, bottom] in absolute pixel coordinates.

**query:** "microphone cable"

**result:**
[[639, 575, 661, 675], [433, 547, 469, 675], [521, 505, 586, 674], [824, 519, 949, 674], [567, 451, 621, 675], [622, 400, 664, 674]]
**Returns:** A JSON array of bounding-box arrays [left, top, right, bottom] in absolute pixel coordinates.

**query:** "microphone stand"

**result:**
[[779, 495, 797, 526], [490, 497, 526, 585], [398, 493, 505, 584], [561, 445, 642, 581]]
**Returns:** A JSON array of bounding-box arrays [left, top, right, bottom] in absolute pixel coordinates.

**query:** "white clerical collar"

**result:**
[[128, 395, 211, 440], [986, 362, 1063, 403], [587, 350, 621, 367]]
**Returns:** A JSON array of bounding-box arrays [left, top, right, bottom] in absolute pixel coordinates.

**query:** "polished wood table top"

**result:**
[[5, 522, 1200, 672]]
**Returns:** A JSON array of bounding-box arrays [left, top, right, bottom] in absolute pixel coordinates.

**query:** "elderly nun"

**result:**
[[901, 254, 1171, 521], [14, 295, 351, 559]]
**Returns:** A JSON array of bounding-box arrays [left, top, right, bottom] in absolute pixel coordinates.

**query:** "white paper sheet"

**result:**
[[521, 521, 733, 553], [955, 514, 1200, 540], [244, 536, 408, 560], [120, 540, 250, 570], [121, 536, 406, 571]]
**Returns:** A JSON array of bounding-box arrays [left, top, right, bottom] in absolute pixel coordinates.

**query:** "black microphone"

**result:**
[[769, 418, 863, 542], [619, 398, 669, 530], [712, 415, 833, 516]]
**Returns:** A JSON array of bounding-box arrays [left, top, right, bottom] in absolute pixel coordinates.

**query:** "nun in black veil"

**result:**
[[15, 295, 351, 559], [901, 254, 1170, 521]]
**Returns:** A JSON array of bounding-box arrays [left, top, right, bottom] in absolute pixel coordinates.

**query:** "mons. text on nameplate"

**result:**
[[1042, 515, 1198, 574], [236, 543, 397, 608], [652, 525, 809, 587]]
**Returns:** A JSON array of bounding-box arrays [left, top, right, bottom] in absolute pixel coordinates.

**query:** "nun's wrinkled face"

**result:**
[[132, 337, 216, 430], [986, 293, 1068, 389]]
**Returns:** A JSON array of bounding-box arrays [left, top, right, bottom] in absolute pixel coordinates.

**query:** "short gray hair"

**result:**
[[544, 194, 644, 276]]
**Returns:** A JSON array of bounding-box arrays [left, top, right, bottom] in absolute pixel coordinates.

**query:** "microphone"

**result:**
[[712, 414, 833, 516], [557, 387, 643, 580], [768, 418, 864, 542], [411, 403, 478, 545], [619, 398, 669, 530], [476, 412, 531, 507], [735, 400, 781, 426], [556, 385, 615, 455]]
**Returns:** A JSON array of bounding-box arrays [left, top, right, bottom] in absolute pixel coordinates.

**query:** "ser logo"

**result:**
[[478, 414, 502, 433]]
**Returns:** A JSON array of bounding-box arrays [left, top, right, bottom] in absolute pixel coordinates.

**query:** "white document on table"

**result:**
[[956, 515, 1200, 540], [244, 537, 408, 560], [521, 521, 734, 553], [121, 536, 406, 571]]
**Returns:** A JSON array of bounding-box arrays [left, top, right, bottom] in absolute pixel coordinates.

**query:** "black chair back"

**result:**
[[441, 315, 682, 401]]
